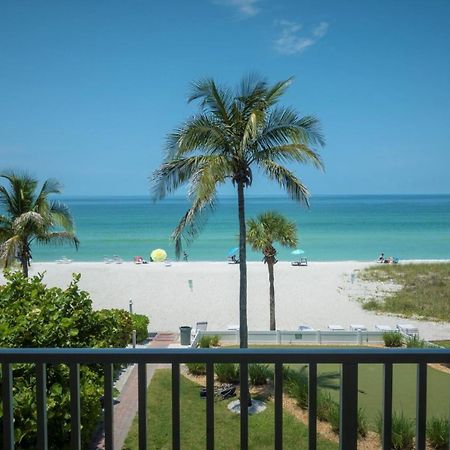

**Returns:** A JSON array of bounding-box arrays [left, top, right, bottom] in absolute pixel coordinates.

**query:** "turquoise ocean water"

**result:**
[[31, 195, 450, 262]]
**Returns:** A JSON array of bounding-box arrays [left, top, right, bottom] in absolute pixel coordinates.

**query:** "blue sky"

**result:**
[[1, 0, 449, 196]]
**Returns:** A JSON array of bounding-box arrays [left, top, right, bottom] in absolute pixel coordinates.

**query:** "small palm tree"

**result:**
[[0, 172, 79, 277], [247, 212, 297, 330], [152, 75, 324, 347]]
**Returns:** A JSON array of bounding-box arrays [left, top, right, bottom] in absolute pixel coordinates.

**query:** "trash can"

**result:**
[[180, 326, 191, 346]]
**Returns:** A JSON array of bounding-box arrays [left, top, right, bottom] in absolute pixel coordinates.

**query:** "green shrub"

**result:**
[[283, 366, 309, 409], [130, 313, 149, 342], [199, 335, 220, 348], [405, 335, 427, 348], [317, 391, 335, 422], [185, 363, 206, 376], [214, 363, 239, 383], [427, 416, 449, 449], [249, 364, 273, 386], [383, 331, 403, 347], [377, 411, 415, 449], [0, 271, 135, 449]]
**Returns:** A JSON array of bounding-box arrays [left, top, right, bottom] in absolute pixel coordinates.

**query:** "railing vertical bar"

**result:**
[[172, 362, 180, 450], [308, 363, 317, 450], [240, 362, 249, 450], [382, 363, 393, 450], [103, 363, 114, 450], [416, 362, 427, 450], [339, 363, 358, 450], [36, 362, 48, 450], [274, 362, 283, 449], [69, 363, 81, 450], [138, 363, 147, 450], [206, 362, 215, 450], [2, 363, 14, 450]]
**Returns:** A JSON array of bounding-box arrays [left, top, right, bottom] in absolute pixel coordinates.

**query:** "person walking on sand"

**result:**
[[183, 251, 188, 262]]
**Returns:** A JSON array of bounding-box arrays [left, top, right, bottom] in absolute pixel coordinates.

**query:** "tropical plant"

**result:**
[[376, 411, 415, 449], [152, 75, 324, 347], [427, 416, 449, 449], [248, 363, 273, 385], [199, 335, 220, 348], [0, 172, 79, 276], [383, 331, 403, 347], [247, 211, 297, 330], [185, 362, 206, 376], [214, 363, 240, 384]]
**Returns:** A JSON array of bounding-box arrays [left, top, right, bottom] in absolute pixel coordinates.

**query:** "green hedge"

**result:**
[[130, 313, 150, 342], [0, 271, 143, 449]]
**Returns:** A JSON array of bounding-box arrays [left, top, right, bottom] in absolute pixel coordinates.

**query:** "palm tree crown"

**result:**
[[152, 75, 324, 346], [0, 172, 79, 276], [247, 212, 298, 330]]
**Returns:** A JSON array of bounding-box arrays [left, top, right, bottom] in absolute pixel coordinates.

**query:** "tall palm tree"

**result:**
[[152, 75, 324, 348], [0, 172, 79, 277], [247, 212, 297, 331]]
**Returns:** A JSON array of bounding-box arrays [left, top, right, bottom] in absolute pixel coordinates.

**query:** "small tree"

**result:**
[[247, 211, 297, 330], [0, 172, 79, 276]]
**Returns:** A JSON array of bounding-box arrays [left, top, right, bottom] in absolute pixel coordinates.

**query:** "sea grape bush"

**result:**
[[0, 270, 149, 449]]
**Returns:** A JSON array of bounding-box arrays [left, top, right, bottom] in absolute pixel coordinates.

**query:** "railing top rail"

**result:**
[[0, 347, 449, 364]]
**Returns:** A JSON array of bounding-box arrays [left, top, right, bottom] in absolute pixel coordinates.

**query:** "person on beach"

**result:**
[[378, 253, 385, 263], [183, 252, 188, 262]]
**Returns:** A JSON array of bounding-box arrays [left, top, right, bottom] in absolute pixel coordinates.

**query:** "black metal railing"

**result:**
[[1, 347, 450, 450]]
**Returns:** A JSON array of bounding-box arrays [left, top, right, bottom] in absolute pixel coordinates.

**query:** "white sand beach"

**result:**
[[2, 261, 449, 341]]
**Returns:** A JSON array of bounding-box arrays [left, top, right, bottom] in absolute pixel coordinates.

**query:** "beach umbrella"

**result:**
[[150, 248, 167, 262], [291, 248, 305, 255], [227, 247, 239, 257]]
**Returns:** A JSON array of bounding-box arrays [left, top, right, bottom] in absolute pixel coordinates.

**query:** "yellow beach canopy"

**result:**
[[150, 248, 167, 262]]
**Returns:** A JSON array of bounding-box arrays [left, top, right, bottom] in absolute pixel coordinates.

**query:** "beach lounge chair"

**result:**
[[291, 257, 307, 266], [375, 325, 393, 332], [227, 255, 239, 264], [328, 324, 344, 331], [350, 324, 367, 331], [298, 324, 315, 331], [227, 324, 239, 331], [192, 321, 208, 336], [396, 323, 419, 337]]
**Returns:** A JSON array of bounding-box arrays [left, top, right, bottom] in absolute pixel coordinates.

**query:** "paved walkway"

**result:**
[[89, 332, 178, 449]]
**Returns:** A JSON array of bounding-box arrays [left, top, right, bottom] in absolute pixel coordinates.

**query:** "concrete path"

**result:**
[[89, 332, 178, 449]]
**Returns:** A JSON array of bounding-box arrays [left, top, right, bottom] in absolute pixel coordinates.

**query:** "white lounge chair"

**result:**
[[192, 321, 208, 336], [396, 323, 419, 336], [328, 324, 344, 331], [350, 324, 367, 331], [227, 324, 239, 331], [375, 325, 393, 332]]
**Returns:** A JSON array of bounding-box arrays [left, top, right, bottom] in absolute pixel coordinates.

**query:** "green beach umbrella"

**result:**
[[150, 248, 167, 262]]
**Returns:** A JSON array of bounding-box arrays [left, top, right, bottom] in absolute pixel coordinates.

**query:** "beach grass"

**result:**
[[123, 369, 338, 450], [358, 263, 450, 321]]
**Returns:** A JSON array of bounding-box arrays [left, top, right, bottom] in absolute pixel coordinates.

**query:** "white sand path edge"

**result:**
[[2, 261, 449, 341]]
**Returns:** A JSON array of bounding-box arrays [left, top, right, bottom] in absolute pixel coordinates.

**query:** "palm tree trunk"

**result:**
[[20, 240, 29, 277], [267, 260, 276, 330], [237, 180, 248, 348]]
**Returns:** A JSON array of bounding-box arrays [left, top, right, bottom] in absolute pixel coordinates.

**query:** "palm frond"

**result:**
[[13, 211, 46, 234], [50, 201, 75, 231], [35, 231, 79, 249], [265, 77, 293, 107], [252, 143, 323, 169], [0, 235, 21, 268], [259, 160, 310, 205]]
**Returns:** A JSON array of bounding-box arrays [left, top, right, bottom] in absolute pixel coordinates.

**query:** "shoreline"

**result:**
[[2, 260, 449, 341]]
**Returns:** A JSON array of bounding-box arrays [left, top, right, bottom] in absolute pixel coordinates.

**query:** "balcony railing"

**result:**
[[1, 347, 450, 450]]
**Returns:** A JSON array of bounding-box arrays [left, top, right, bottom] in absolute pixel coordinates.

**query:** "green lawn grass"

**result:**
[[312, 363, 450, 428], [431, 340, 450, 348], [123, 369, 338, 450], [358, 263, 450, 321]]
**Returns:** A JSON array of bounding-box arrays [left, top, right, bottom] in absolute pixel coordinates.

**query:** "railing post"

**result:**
[[382, 362, 393, 450], [172, 363, 180, 450], [340, 363, 358, 450], [103, 363, 114, 450], [416, 362, 427, 450], [240, 362, 249, 450], [138, 363, 147, 450], [308, 363, 317, 450], [274, 362, 283, 449], [2, 363, 14, 450], [70, 363, 81, 450], [206, 362, 215, 450], [36, 362, 48, 450]]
